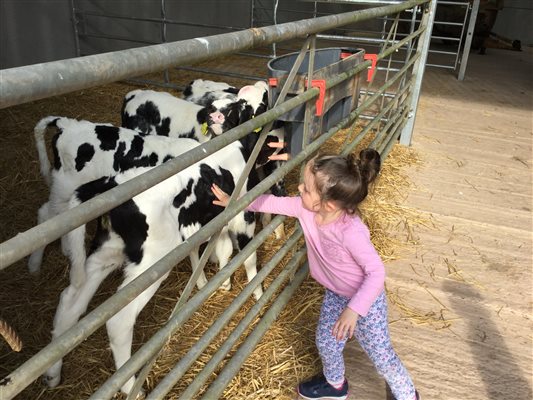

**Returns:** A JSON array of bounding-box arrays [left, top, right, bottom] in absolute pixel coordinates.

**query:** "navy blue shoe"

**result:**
[[297, 375, 348, 400]]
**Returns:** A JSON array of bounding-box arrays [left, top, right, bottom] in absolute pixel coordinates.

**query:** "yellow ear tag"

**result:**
[[201, 122, 209, 135], [251, 115, 262, 133]]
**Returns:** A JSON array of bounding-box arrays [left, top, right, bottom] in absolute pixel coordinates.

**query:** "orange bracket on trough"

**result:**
[[268, 77, 278, 87], [340, 51, 354, 59], [307, 79, 326, 116], [364, 54, 378, 82]]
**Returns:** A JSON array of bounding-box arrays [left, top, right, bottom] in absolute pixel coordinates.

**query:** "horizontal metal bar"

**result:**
[[317, 33, 400, 45], [426, 63, 455, 69], [437, 0, 469, 5], [76, 10, 246, 31], [79, 32, 158, 45], [428, 49, 458, 55], [174, 66, 263, 81], [0, 0, 428, 109], [123, 78, 184, 90], [431, 35, 460, 41], [305, 0, 405, 4]]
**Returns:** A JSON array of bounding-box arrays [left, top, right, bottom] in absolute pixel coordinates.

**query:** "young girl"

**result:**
[[211, 148, 419, 400]]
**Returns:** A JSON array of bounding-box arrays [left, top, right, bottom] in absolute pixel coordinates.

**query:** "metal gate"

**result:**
[[0, 0, 434, 398]]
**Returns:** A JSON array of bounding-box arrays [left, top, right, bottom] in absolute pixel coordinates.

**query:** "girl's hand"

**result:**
[[267, 141, 290, 161], [333, 307, 359, 341], [211, 184, 231, 207]]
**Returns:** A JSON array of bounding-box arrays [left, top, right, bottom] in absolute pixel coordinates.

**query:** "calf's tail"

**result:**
[[34, 116, 62, 186]]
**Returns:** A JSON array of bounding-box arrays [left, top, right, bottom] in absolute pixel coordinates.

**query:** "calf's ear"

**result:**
[[238, 104, 255, 126], [196, 106, 211, 124]]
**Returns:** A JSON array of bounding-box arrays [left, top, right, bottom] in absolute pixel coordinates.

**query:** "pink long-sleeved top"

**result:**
[[247, 194, 386, 316]]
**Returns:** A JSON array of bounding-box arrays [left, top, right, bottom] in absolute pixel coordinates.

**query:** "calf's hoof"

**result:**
[[42, 373, 61, 388]]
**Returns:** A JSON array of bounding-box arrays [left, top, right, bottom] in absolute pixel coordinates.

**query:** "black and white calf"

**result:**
[[121, 82, 268, 141], [43, 136, 263, 396], [29, 116, 201, 281], [182, 78, 239, 106]]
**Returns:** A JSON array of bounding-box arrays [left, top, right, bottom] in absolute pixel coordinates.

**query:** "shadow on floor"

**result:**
[[443, 280, 532, 400]]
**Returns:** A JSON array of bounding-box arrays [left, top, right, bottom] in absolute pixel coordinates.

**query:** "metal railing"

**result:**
[[0, 1, 433, 398]]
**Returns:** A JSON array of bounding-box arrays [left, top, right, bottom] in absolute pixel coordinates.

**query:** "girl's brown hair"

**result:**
[[309, 148, 381, 215]]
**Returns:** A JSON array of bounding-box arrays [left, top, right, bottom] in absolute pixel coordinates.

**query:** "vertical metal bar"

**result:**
[[250, 0, 255, 28], [302, 35, 316, 154], [454, 2, 470, 70], [272, 0, 279, 58], [69, 0, 81, 57], [160, 0, 170, 84], [399, 0, 437, 146], [457, 0, 480, 80]]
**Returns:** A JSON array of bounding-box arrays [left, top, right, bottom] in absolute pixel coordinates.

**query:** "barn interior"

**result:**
[[0, 1, 531, 400]]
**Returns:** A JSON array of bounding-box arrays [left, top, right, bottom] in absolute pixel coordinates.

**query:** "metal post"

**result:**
[[457, 0, 480, 81], [399, 0, 437, 146], [69, 0, 81, 57]]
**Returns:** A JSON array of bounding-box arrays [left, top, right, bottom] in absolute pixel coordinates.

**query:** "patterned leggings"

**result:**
[[316, 289, 416, 400]]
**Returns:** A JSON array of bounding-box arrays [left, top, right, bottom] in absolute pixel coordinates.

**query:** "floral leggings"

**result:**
[[316, 289, 416, 400]]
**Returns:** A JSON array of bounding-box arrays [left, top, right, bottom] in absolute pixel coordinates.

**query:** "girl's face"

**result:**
[[298, 163, 322, 212]]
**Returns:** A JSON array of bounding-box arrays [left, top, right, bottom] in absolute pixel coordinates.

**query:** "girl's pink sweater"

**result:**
[[247, 194, 385, 316]]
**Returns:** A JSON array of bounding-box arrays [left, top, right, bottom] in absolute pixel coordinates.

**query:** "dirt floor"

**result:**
[[343, 47, 532, 400], [0, 44, 531, 400]]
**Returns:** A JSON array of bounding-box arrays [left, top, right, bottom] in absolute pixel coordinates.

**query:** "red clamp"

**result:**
[[340, 51, 354, 59], [364, 54, 378, 82], [268, 77, 278, 87], [306, 79, 326, 116]]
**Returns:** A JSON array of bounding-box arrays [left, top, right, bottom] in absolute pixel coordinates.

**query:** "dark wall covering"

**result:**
[[2, 0, 531, 70], [0, 0, 253, 69], [1, 0, 77, 69]]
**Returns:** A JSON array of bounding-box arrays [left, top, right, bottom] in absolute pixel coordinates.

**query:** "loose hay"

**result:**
[[0, 54, 434, 399]]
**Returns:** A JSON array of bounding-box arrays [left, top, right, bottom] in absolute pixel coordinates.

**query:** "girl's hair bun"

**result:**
[[358, 148, 381, 184]]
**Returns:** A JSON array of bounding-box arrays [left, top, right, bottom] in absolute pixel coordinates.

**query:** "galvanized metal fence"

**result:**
[[0, 0, 434, 398]]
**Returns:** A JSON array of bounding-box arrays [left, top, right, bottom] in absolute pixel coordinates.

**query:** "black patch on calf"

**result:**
[[75, 176, 118, 203], [175, 164, 235, 229], [129, 136, 144, 158], [156, 117, 171, 136], [122, 101, 162, 136], [244, 211, 255, 224], [180, 128, 196, 140], [120, 94, 135, 125], [224, 87, 240, 95], [236, 233, 252, 251], [75, 143, 95, 171], [183, 83, 193, 98], [88, 218, 111, 255], [112, 136, 159, 171], [109, 200, 148, 265], [95, 125, 120, 150], [196, 107, 209, 124], [163, 155, 174, 163], [75, 175, 148, 264], [51, 131, 62, 171], [173, 178, 194, 209], [256, 91, 269, 116]]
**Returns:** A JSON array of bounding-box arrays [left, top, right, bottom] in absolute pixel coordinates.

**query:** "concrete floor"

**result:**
[[344, 48, 533, 399]]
